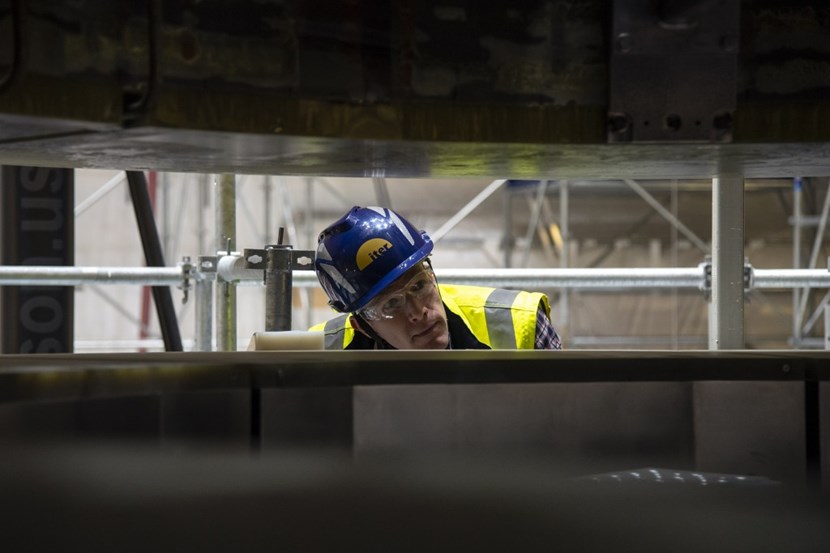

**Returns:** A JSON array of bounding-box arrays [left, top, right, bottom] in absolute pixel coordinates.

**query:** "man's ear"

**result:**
[[349, 315, 372, 338]]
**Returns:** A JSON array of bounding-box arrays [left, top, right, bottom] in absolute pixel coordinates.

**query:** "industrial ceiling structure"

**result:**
[[0, 0, 827, 178]]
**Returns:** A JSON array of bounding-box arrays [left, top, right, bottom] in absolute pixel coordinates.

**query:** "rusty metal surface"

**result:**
[[0, 2, 827, 175]]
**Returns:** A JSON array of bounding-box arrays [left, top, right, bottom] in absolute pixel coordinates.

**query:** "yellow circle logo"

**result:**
[[356, 238, 393, 270]]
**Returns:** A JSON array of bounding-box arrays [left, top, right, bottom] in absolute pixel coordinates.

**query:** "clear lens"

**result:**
[[359, 264, 435, 321]]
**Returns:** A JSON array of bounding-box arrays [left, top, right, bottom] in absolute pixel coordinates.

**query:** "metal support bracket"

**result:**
[[244, 247, 315, 331], [243, 248, 315, 272], [608, 0, 739, 143], [178, 256, 193, 304], [198, 255, 218, 277], [700, 257, 754, 299]]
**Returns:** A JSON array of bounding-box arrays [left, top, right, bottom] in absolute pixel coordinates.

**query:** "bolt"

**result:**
[[782, 364, 791, 373], [665, 114, 682, 132], [607, 113, 631, 134], [713, 112, 733, 131], [720, 34, 738, 53], [616, 33, 631, 54]]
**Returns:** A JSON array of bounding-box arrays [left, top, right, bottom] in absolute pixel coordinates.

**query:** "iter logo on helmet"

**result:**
[[356, 238, 393, 270], [314, 206, 434, 313]]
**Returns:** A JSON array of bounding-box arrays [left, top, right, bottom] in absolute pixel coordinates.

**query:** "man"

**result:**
[[311, 206, 562, 350]]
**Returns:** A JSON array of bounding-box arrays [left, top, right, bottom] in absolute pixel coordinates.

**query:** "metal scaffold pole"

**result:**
[[215, 174, 237, 351], [0, 266, 183, 285], [194, 258, 214, 352], [793, 177, 803, 346], [5, 264, 830, 291], [709, 176, 745, 350], [560, 179, 570, 334]]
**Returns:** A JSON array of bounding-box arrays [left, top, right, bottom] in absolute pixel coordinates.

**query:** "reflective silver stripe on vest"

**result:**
[[483, 289, 519, 349], [323, 314, 350, 349]]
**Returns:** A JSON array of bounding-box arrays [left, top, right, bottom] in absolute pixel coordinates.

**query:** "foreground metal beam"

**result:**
[[0, 351, 826, 401]]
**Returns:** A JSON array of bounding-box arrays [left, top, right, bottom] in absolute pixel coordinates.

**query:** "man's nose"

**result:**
[[405, 294, 427, 321]]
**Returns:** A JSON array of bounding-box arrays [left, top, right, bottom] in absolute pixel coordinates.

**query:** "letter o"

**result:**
[[20, 296, 63, 333]]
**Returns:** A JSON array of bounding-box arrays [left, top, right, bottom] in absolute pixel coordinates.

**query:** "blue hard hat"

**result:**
[[315, 206, 434, 313]]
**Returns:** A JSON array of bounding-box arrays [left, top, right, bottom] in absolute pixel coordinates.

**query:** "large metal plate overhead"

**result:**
[[0, 1, 826, 177], [608, 0, 740, 143]]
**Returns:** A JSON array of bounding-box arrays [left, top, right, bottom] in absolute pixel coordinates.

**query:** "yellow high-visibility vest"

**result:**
[[309, 284, 549, 350]]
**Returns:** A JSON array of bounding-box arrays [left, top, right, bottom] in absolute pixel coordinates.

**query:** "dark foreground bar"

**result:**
[[0, 350, 829, 551], [0, 350, 827, 487]]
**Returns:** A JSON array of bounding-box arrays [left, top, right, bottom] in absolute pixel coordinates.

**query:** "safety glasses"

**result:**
[[359, 263, 436, 321]]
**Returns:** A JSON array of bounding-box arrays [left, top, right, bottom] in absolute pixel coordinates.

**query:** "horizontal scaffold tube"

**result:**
[[293, 268, 707, 289], [752, 269, 830, 288], [293, 267, 830, 290], [0, 266, 185, 286], [432, 268, 705, 289], [4, 265, 830, 290]]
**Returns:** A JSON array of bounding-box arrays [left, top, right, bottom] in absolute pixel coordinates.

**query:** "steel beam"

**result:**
[[709, 176, 745, 350]]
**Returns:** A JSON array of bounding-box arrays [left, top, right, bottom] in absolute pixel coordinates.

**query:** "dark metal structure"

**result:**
[[0, 1, 826, 178], [0, 350, 827, 487]]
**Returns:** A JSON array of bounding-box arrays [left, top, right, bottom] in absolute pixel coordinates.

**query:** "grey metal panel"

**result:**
[[0, 395, 161, 443], [354, 382, 694, 472], [0, 352, 822, 489], [160, 390, 250, 448], [694, 381, 806, 485], [0, 391, 251, 447], [260, 387, 353, 450]]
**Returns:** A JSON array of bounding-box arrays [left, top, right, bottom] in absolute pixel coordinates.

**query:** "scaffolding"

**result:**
[[6, 173, 830, 352], [3, 260, 830, 351]]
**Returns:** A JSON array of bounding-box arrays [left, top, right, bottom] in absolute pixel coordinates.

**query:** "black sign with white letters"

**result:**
[[1, 166, 74, 353]]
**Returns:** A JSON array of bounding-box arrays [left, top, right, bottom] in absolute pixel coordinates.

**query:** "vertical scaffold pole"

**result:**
[[265, 245, 293, 332], [215, 174, 237, 351], [793, 177, 802, 347], [709, 176, 745, 350], [560, 179, 570, 333], [194, 261, 214, 352]]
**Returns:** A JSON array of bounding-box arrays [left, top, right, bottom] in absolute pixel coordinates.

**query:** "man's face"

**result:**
[[360, 263, 449, 349]]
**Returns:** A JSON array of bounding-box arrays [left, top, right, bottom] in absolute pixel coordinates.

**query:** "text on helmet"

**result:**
[[356, 238, 393, 270]]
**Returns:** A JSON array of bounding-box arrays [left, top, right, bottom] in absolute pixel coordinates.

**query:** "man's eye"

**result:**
[[384, 295, 404, 311], [410, 278, 428, 293]]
